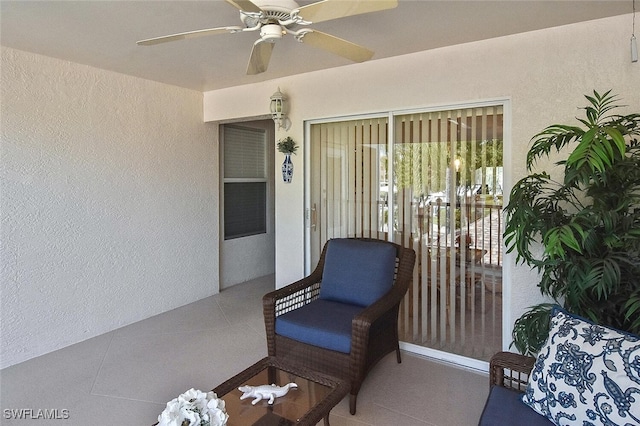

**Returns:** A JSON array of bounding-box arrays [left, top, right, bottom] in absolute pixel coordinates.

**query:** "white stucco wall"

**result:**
[[1, 47, 219, 368], [203, 14, 640, 346]]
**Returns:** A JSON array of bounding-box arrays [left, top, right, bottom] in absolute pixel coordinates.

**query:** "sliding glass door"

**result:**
[[306, 102, 506, 364]]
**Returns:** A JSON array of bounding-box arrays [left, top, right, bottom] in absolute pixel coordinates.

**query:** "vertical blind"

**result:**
[[309, 117, 388, 262], [393, 106, 503, 361]]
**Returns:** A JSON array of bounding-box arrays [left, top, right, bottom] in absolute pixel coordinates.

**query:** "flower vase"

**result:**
[[282, 153, 293, 183]]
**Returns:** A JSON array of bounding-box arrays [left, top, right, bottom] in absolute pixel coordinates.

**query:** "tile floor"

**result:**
[[0, 275, 489, 425]]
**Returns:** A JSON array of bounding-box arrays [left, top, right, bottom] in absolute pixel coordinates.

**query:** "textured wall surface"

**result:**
[[1, 47, 219, 368], [204, 14, 639, 345]]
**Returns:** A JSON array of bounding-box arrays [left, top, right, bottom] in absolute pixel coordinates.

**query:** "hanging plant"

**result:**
[[277, 137, 298, 155]]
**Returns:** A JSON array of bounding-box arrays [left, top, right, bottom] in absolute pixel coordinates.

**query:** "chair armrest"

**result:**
[[351, 245, 415, 349], [354, 246, 415, 327], [262, 269, 324, 356], [353, 283, 406, 329], [262, 270, 323, 315], [489, 351, 536, 392]]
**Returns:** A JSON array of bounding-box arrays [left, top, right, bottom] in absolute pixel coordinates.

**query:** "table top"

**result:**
[[213, 356, 349, 426]]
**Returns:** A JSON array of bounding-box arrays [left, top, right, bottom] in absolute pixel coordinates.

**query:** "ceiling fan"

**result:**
[[137, 0, 398, 75]]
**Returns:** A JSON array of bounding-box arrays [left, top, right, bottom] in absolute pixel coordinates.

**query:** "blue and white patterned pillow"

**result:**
[[521, 307, 640, 426]]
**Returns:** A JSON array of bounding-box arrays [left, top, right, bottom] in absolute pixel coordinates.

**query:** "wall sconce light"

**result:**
[[270, 87, 290, 130]]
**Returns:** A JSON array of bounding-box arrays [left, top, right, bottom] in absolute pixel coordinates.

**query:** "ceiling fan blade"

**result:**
[[137, 26, 241, 46], [295, 0, 397, 24], [224, 0, 262, 13], [247, 41, 274, 75], [300, 30, 373, 63]]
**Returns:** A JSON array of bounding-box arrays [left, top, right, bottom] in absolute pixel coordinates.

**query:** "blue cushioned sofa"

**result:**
[[480, 307, 640, 425], [479, 351, 551, 425]]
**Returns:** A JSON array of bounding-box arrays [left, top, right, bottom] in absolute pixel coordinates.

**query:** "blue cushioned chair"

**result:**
[[263, 238, 416, 415]]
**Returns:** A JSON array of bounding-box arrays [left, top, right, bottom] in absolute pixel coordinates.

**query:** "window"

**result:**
[[223, 125, 267, 239]]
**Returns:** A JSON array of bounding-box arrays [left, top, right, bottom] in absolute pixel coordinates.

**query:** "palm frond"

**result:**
[[527, 125, 584, 169], [510, 304, 555, 356], [582, 89, 619, 125]]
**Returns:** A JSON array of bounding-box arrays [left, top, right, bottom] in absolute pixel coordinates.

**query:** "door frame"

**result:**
[[219, 119, 276, 289]]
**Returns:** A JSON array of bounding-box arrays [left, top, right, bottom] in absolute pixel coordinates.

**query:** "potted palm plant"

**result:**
[[504, 90, 640, 356]]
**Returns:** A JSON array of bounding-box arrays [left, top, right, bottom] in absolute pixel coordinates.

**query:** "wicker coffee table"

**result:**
[[213, 356, 348, 426]]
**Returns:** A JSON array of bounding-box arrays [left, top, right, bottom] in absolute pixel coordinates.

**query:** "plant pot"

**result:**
[[282, 153, 293, 183]]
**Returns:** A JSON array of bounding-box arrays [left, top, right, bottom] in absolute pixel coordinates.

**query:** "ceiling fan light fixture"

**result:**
[[260, 24, 285, 42]]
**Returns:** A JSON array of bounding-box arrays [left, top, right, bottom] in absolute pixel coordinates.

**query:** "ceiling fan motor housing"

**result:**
[[240, 0, 300, 29]]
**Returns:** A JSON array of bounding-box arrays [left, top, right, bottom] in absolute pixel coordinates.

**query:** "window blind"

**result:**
[[224, 125, 266, 179], [223, 125, 267, 240]]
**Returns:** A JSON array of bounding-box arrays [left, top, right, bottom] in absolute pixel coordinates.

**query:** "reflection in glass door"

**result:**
[[393, 107, 504, 363], [307, 104, 505, 364]]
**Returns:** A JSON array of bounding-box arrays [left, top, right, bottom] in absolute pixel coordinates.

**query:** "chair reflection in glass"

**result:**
[[426, 233, 487, 316]]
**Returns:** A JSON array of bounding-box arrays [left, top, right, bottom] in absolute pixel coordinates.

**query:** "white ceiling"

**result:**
[[1, 1, 632, 92]]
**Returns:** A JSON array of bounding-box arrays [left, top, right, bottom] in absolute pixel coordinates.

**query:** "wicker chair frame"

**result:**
[[488, 351, 536, 392], [263, 238, 416, 415]]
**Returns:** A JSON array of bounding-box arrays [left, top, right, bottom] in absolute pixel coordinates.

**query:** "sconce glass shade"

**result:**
[[270, 88, 288, 129]]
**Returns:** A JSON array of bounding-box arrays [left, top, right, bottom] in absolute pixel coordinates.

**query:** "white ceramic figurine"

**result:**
[[238, 382, 298, 405]]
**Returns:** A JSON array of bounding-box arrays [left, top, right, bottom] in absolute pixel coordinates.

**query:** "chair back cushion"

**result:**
[[319, 239, 396, 307]]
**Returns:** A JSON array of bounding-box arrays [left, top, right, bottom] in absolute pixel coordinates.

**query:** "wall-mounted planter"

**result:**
[[282, 153, 293, 183], [277, 137, 297, 184]]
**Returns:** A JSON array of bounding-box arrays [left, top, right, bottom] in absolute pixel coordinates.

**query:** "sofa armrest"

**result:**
[[489, 351, 536, 392]]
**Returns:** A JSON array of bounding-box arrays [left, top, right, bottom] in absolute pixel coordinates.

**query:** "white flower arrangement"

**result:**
[[158, 388, 228, 426]]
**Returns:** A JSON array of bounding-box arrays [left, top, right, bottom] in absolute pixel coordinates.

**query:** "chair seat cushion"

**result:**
[[319, 239, 397, 307], [479, 386, 552, 426], [275, 299, 364, 354]]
